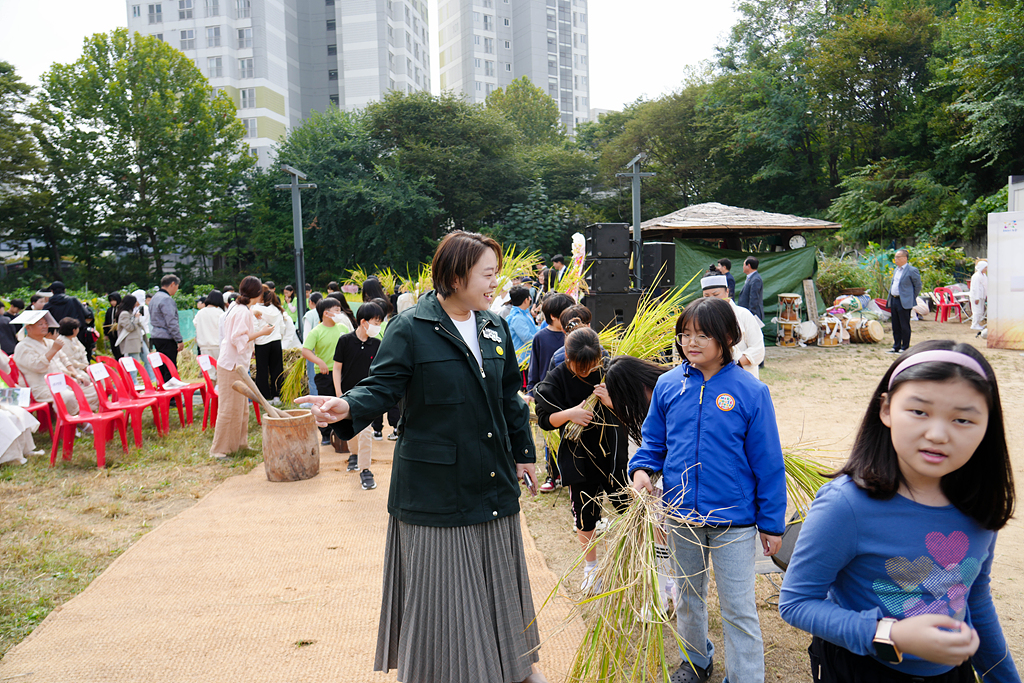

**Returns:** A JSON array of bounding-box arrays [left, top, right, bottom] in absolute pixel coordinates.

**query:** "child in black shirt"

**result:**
[[332, 301, 385, 490]]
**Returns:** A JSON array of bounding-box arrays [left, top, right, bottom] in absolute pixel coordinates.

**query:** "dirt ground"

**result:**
[[521, 318, 1024, 681]]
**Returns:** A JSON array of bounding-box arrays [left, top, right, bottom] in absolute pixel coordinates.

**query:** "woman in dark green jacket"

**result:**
[[298, 231, 544, 683]]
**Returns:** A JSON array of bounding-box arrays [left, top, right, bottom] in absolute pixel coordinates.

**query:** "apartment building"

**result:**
[[436, 0, 591, 134], [127, 0, 430, 166]]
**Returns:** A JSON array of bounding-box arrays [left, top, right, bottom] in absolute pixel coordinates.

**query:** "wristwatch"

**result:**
[[873, 617, 902, 663]]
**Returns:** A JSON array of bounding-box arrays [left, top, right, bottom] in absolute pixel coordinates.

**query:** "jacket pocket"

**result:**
[[396, 438, 458, 513], [420, 360, 466, 405]]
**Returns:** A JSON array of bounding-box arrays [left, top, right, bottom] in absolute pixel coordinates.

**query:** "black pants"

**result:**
[[150, 337, 177, 382], [888, 297, 912, 352], [313, 373, 336, 440], [808, 636, 975, 683], [254, 340, 283, 400], [372, 404, 400, 433]]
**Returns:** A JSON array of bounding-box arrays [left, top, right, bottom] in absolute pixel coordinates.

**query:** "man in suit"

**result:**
[[886, 249, 922, 353], [544, 254, 566, 292], [736, 256, 764, 321], [716, 258, 736, 299]]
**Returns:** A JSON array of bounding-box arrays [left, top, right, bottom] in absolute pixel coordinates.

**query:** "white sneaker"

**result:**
[[581, 567, 601, 594]]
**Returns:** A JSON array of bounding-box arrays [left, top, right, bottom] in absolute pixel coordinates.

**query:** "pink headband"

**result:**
[[888, 350, 988, 390]]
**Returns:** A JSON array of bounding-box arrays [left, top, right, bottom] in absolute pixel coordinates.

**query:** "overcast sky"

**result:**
[[0, 0, 739, 112]]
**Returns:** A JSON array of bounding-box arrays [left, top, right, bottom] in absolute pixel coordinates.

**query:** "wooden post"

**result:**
[[803, 279, 819, 325]]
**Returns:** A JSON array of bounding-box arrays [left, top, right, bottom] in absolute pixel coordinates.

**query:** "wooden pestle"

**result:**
[[231, 374, 291, 419]]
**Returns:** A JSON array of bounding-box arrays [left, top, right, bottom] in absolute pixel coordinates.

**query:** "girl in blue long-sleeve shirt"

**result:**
[[630, 297, 787, 683], [779, 340, 1018, 683]]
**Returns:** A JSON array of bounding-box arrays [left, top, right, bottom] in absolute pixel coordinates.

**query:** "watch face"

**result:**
[[874, 641, 902, 664]]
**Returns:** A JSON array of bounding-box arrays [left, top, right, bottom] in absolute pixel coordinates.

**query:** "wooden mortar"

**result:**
[[262, 409, 320, 482]]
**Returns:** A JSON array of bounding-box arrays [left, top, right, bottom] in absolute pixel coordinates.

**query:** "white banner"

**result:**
[[987, 211, 1024, 350]]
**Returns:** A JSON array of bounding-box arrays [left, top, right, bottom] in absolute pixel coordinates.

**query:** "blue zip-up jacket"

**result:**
[[628, 361, 787, 536]]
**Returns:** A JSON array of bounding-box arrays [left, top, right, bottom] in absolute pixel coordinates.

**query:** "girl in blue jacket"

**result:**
[[630, 297, 786, 683], [779, 341, 1018, 683]]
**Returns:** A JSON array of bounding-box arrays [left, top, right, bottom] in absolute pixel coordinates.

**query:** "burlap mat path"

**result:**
[[0, 440, 583, 682]]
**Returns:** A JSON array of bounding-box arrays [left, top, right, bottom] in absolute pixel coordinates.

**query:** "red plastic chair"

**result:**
[[0, 362, 52, 437], [197, 355, 261, 431], [933, 287, 962, 323], [150, 352, 207, 426], [116, 357, 185, 432], [89, 363, 161, 446], [45, 373, 128, 468]]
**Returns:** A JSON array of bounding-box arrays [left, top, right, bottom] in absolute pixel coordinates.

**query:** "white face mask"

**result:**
[[365, 323, 381, 337], [331, 313, 347, 325]]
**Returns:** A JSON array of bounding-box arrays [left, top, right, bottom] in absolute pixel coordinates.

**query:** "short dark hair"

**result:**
[[317, 296, 342, 321], [236, 276, 263, 306], [30, 294, 43, 305], [205, 290, 226, 310], [284, 284, 295, 293], [309, 292, 323, 307], [356, 301, 384, 324], [552, 254, 565, 265], [744, 256, 759, 270], [541, 293, 573, 325], [509, 286, 530, 307], [265, 281, 275, 290], [58, 317, 80, 336], [559, 304, 592, 332], [304, 283, 311, 291], [838, 339, 1014, 530], [160, 274, 181, 288], [605, 356, 670, 444], [223, 285, 235, 292], [327, 281, 340, 292], [106, 293, 121, 306], [362, 277, 388, 302], [717, 258, 732, 271], [564, 327, 602, 371], [431, 230, 503, 299], [675, 297, 739, 366], [895, 248, 909, 259]]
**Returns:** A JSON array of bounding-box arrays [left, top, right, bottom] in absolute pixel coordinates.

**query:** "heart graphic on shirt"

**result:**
[[922, 565, 960, 599], [904, 597, 949, 618], [926, 531, 969, 569], [885, 556, 934, 591], [959, 556, 982, 586], [873, 579, 918, 616], [947, 584, 968, 614]]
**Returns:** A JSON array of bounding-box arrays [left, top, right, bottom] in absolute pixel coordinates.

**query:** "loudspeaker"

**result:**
[[585, 223, 631, 259], [585, 258, 631, 293], [642, 242, 676, 289], [582, 292, 643, 331]]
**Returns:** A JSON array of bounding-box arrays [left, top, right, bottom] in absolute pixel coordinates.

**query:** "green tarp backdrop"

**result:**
[[670, 240, 825, 347]]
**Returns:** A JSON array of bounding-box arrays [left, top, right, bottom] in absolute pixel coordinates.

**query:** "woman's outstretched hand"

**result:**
[[294, 395, 351, 426]]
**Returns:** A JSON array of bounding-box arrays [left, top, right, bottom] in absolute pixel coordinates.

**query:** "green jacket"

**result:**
[[331, 291, 536, 527]]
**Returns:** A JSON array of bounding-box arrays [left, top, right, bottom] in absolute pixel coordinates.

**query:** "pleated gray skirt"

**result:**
[[374, 514, 541, 683]]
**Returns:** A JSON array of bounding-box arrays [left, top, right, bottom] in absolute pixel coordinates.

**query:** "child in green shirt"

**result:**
[[301, 298, 352, 445]]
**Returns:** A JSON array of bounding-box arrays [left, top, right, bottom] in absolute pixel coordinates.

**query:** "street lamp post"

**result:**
[[275, 165, 316, 341]]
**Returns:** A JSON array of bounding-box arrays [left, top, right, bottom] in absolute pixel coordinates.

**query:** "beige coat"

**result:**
[[117, 310, 145, 355]]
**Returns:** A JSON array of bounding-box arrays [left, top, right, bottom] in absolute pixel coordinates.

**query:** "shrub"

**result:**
[[815, 255, 869, 304]]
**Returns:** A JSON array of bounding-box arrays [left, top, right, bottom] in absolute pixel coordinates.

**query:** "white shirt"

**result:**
[[451, 315, 483, 368], [890, 265, 905, 296], [730, 300, 766, 380], [193, 306, 226, 351], [251, 304, 284, 345]]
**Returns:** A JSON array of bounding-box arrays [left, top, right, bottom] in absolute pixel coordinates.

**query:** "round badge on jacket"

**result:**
[[716, 393, 736, 412]]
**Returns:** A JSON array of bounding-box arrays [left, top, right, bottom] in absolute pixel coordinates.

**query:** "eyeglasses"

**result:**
[[677, 333, 712, 348]]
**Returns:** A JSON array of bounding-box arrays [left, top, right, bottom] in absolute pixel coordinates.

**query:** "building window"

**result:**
[[154, 33, 163, 40], [405, 5, 410, 21], [388, 51, 394, 68], [132, 5, 141, 17], [387, 25, 394, 44], [473, 35, 480, 45], [484, 37, 493, 53], [505, 63, 511, 72], [212, 86, 223, 98], [483, 14, 492, 30], [328, 69, 338, 80], [237, 27, 252, 48], [486, 83, 494, 95], [485, 60, 494, 76], [327, 43, 337, 55], [473, 11, 480, 22], [239, 57, 254, 78], [240, 87, 255, 108], [415, 67, 421, 85], [389, 78, 395, 89], [242, 118, 257, 138], [326, 19, 336, 30], [482, 0, 492, 6], [207, 26, 220, 47], [414, 43, 419, 59], [475, 82, 482, 91], [406, 57, 412, 74], [236, 0, 250, 17], [503, 17, 510, 26], [206, 0, 219, 14], [178, 0, 193, 20], [504, 40, 510, 49], [406, 31, 411, 49], [474, 58, 481, 68], [147, 4, 162, 23], [208, 57, 222, 77], [326, 0, 334, 5], [329, 94, 339, 106], [180, 29, 195, 50]]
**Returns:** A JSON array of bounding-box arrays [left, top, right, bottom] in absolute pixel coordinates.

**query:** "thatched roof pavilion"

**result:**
[[640, 202, 840, 241]]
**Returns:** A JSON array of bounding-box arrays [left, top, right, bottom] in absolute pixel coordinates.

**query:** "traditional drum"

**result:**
[[796, 321, 818, 344], [778, 293, 802, 322], [777, 321, 799, 347], [847, 318, 884, 344], [818, 317, 842, 347]]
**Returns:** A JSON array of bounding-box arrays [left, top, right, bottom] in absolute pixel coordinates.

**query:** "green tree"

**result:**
[[30, 29, 254, 277], [486, 77, 564, 145], [364, 91, 524, 236], [489, 179, 568, 258]]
